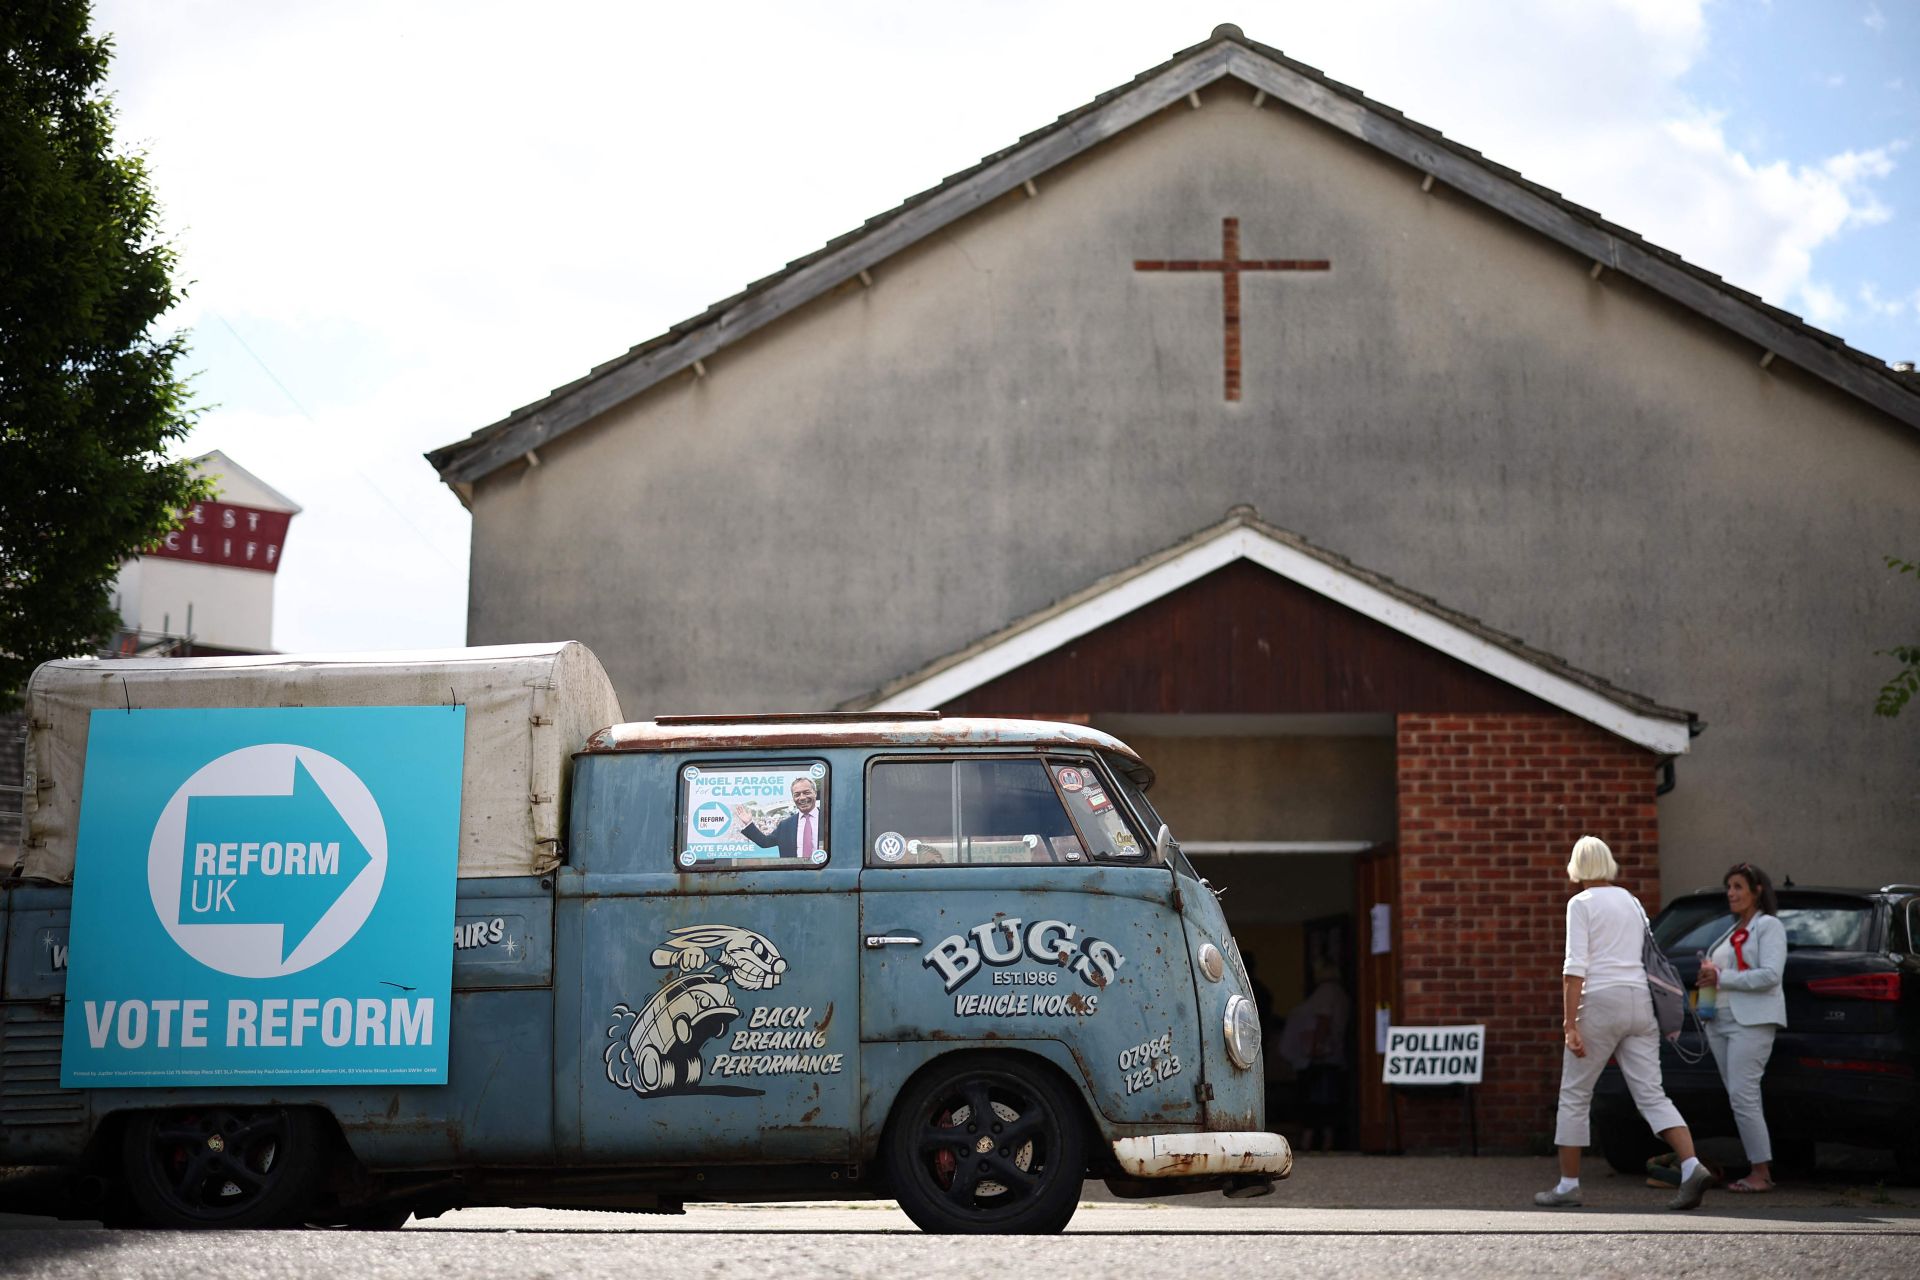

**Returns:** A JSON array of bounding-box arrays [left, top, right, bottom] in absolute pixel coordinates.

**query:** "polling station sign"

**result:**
[[1381, 1025, 1485, 1084], [60, 707, 464, 1086]]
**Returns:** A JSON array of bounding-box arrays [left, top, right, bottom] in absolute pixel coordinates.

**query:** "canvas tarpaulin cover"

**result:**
[[14, 642, 622, 882]]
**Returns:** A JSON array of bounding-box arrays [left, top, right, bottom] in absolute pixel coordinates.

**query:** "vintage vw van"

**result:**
[[1, 648, 1288, 1233]]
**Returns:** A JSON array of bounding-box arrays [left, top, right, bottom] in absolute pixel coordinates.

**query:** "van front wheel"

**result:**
[[122, 1106, 325, 1228], [885, 1056, 1084, 1234]]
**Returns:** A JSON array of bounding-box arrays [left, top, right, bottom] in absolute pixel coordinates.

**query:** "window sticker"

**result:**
[[1048, 758, 1151, 863], [1055, 766, 1085, 793], [678, 762, 828, 869]]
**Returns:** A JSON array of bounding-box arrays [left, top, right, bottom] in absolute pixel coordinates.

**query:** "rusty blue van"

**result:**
[[1, 648, 1288, 1233]]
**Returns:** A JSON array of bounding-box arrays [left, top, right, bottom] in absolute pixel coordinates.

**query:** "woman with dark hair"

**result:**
[[1697, 861, 1787, 1192]]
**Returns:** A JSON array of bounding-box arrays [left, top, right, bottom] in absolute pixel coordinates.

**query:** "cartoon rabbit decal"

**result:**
[[605, 925, 788, 1096]]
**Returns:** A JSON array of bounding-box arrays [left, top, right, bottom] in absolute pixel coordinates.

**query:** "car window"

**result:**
[[1098, 753, 1176, 869], [1654, 895, 1876, 953], [1894, 899, 1917, 954], [1777, 901, 1874, 950], [867, 758, 1083, 866], [1654, 901, 1736, 953], [1047, 759, 1149, 862]]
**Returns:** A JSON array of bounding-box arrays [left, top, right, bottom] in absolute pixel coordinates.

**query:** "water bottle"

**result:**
[[1693, 950, 1717, 1021]]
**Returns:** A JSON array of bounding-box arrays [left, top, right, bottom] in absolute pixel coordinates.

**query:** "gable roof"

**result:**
[[844, 507, 1700, 757], [427, 24, 1920, 494], [192, 450, 302, 513]]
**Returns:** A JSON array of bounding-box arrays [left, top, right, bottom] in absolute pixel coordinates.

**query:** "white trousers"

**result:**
[[1705, 1017, 1777, 1164], [1554, 984, 1685, 1147]]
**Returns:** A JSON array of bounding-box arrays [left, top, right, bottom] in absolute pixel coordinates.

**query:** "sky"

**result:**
[[90, 0, 1920, 653]]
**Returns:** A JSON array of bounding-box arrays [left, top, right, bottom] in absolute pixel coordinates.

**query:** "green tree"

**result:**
[[1876, 556, 1919, 718], [1, 1, 207, 706]]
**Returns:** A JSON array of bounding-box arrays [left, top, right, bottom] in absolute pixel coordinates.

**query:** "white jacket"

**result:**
[[1709, 913, 1788, 1028]]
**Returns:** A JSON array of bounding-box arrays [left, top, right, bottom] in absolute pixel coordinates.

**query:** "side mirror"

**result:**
[[1154, 823, 1172, 862]]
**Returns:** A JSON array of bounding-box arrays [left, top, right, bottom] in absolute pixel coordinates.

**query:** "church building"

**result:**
[[429, 26, 1920, 1151]]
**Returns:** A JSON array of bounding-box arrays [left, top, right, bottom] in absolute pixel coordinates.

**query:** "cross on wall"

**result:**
[[1134, 217, 1330, 401]]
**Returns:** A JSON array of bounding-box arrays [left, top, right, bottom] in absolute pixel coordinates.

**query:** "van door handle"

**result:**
[[865, 934, 922, 949]]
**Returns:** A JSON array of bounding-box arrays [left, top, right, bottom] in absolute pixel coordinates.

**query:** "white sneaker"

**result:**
[[1533, 1187, 1582, 1207]]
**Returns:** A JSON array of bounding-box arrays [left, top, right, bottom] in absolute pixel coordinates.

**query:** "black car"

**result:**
[[1592, 884, 1920, 1179]]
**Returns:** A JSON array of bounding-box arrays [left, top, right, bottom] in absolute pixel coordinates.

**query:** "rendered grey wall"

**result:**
[[466, 83, 1920, 898]]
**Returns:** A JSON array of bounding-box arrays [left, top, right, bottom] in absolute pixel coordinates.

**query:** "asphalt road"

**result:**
[[2, 1202, 1918, 1280], [6, 1155, 1916, 1279]]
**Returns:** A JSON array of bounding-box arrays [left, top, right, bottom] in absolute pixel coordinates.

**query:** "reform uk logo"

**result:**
[[146, 744, 388, 979]]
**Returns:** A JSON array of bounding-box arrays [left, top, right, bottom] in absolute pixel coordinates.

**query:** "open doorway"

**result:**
[[1187, 853, 1361, 1150], [1098, 715, 1396, 1152]]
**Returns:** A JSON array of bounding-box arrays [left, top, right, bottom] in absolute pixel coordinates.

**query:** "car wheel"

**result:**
[[885, 1055, 1085, 1234], [637, 1043, 663, 1093], [1596, 1112, 1664, 1176], [122, 1107, 326, 1229]]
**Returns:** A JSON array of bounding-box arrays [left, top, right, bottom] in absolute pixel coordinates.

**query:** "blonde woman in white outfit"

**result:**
[[1536, 836, 1709, 1210], [1697, 862, 1788, 1193]]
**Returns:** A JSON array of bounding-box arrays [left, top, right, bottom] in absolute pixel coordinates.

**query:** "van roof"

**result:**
[[582, 714, 1152, 783]]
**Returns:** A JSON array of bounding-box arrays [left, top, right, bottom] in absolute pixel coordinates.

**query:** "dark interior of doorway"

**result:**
[[1189, 853, 1360, 1151]]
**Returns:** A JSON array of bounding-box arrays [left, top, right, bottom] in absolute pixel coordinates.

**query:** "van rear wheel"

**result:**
[[122, 1106, 325, 1228], [885, 1056, 1084, 1234]]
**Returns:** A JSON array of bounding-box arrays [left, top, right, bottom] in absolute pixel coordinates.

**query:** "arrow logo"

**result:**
[[180, 759, 374, 961]]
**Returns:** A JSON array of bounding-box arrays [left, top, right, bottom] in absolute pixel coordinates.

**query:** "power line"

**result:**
[[209, 312, 461, 571]]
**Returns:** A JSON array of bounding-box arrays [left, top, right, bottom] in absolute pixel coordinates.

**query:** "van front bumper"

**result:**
[[1110, 1131, 1293, 1181]]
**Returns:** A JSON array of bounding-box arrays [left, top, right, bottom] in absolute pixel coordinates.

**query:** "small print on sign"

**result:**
[[1381, 1024, 1485, 1084]]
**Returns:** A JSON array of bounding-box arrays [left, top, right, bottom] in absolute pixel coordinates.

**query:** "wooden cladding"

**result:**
[[943, 560, 1558, 717]]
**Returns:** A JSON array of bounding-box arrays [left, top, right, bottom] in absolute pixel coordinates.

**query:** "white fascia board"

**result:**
[[876, 526, 1691, 756]]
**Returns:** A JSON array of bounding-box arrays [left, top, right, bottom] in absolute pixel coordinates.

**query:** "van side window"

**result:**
[[1048, 758, 1148, 862], [867, 758, 1082, 866], [676, 760, 829, 871]]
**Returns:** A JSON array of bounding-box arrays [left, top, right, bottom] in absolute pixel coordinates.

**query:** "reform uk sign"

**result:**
[[60, 707, 465, 1086]]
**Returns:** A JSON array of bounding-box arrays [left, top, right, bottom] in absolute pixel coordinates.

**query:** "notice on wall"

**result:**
[[1369, 902, 1392, 955], [1381, 1024, 1485, 1084], [61, 707, 464, 1086]]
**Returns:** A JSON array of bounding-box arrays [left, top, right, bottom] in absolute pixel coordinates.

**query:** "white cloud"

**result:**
[[86, 0, 1910, 649], [1865, 3, 1887, 32], [1800, 280, 1848, 327], [1859, 283, 1915, 318]]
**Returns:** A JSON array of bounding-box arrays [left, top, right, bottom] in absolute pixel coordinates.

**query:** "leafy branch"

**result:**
[[1875, 557, 1919, 718]]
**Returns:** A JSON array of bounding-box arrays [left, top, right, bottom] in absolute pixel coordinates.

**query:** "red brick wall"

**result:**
[[1395, 712, 1661, 1152]]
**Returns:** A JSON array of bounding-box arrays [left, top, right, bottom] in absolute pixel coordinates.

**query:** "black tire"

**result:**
[[122, 1107, 326, 1229], [1596, 1112, 1664, 1176], [885, 1055, 1085, 1234]]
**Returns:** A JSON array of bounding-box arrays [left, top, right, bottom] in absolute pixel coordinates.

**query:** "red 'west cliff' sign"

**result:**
[[146, 502, 293, 574]]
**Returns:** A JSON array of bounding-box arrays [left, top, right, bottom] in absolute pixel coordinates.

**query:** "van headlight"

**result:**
[[1223, 994, 1260, 1069]]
